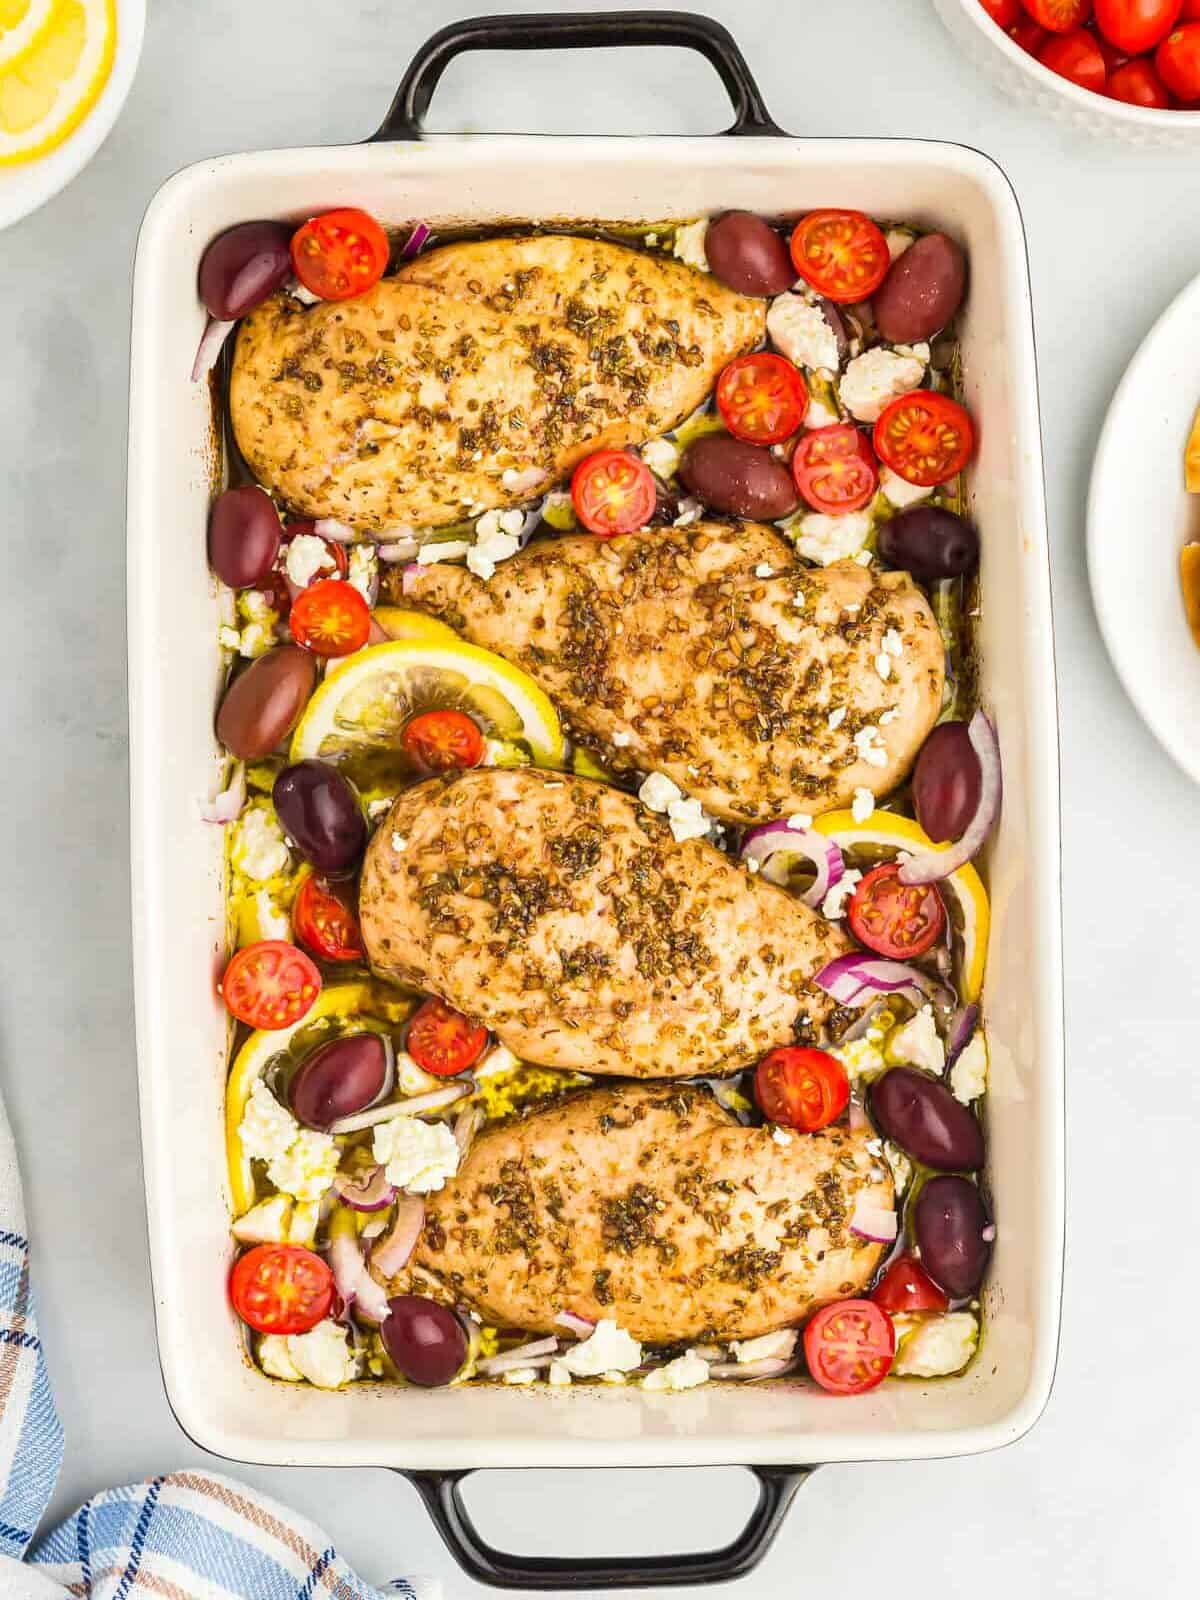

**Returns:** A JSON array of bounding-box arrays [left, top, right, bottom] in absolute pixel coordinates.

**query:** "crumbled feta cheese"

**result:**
[[788, 509, 873, 565], [854, 724, 889, 769], [893, 342, 931, 365], [879, 708, 898, 726], [889, 1005, 946, 1075], [396, 1050, 441, 1097], [666, 795, 710, 844], [348, 543, 379, 603], [874, 650, 893, 682], [500, 465, 548, 495], [609, 729, 633, 749], [641, 1351, 710, 1391], [548, 1360, 573, 1387], [638, 771, 683, 813], [288, 1201, 320, 1247], [730, 1329, 797, 1365], [883, 1140, 913, 1194], [771, 1127, 794, 1147], [673, 496, 703, 526], [879, 465, 933, 507], [267, 1129, 341, 1204], [368, 798, 393, 820], [838, 347, 926, 423], [232, 1194, 293, 1245], [805, 392, 842, 428], [892, 1312, 978, 1378], [238, 622, 275, 658], [821, 867, 862, 920], [475, 1042, 521, 1080], [283, 1319, 361, 1389], [218, 584, 238, 627], [641, 435, 680, 480], [754, 562, 775, 578], [286, 533, 335, 588], [503, 1367, 538, 1386], [259, 1335, 302, 1381], [950, 1031, 989, 1104], [601, 1371, 627, 1384], [854, 548, 875, 566], [372, 1116, 460, 1194], [827, 706, 847, 731], [219, 625, 241, 651], [786, 812, 814, 831], [766, 293, 838, 372], [830, 1033, 887, 1084], [559, 1317, 643, 1377], [239, 589, 275, 624], [851, 787, 875, 824], [390, 832, 407, 852], [254, 889, 291, 941], [886, 228, 916, 261], [416, 540, 472, 564], [672, 219, 709, 272], [883, 628, 903, 657], [238, 1079, 300, 1167]]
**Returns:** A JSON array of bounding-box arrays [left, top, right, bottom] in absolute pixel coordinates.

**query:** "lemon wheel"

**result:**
[[371, 606, 457, 644], [0, 0, 115, 166]]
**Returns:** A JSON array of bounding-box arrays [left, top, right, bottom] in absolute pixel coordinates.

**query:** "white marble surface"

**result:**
[[3, 0, 1199, 1593]]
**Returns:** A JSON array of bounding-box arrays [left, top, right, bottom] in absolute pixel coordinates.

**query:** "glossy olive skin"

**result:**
[[208, 485, 282, 588], [913, 722, 982, 843], [872, 233, 966, 344], [382, 1295, 467, 1386], [877, 506, 978, 581], [679, 435, 799, 521], [912, 1175, 991, 1299], [289, 1034, 388, 1129], [216, 646, 317, 760], [704, 212, 795, 296], [273, 760, 366, 874], [198, 220, 293, 320], [869, 1066, 985, 1172]]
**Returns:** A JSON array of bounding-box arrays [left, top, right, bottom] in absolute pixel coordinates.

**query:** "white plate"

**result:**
[[1089, 272, 1200, 786]]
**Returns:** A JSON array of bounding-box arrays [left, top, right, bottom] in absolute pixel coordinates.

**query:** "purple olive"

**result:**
[[199, 221, 293, 320], [877, 506, 978, 581], [703, 212, 795, 297], [678, 434, 799, 521], [208, 485, 282, 588], [216, 646, 316, 760], [816, 296, 849, 362], [382, 1295, 467, 1386], [872, 233, 966, 345], [913, 1175, 991, 1299], [289, 1035, 388, 1130], [869, 1067, 984, 1172], [913, 722, 982, 843], [273, 760, 366, 874]]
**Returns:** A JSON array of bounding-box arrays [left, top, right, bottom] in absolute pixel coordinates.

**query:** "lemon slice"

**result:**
[[225, 980, 415, 1216], [372, 606, 457, 644], [813, 810, 990, 1004], [1186, 401, 1200, 494], [0, 0, 115, 167], [290, 638, 565, 797]]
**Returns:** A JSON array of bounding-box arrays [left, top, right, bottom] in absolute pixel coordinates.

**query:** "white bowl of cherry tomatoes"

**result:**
[[933, 0, 1200, 144]]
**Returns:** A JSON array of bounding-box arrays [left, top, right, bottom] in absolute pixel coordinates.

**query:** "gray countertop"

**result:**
[[3, 0, 1196, 1593]]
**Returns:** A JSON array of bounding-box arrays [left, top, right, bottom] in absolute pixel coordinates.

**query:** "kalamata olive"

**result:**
[[817, 296, 849, 362], [869, 1066, 984, 1172], [913, 722, 982, 843], [703, 212, 796, 297], [198, 221, 293, 320], [913, 1175, 991, 1299], [876, 506, 978, 580], [208, 485, 282, 588], [679, 435, 799, 521], [289, 1034, 388, 1129], [382, 1295, 467, 1386], [216, 646, 317, 760], [872, 232, 966, 345], [273, 760, 366, 874]]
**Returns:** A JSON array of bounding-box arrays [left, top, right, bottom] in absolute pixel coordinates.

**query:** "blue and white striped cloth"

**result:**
[[0, 1101, 439, 1600]]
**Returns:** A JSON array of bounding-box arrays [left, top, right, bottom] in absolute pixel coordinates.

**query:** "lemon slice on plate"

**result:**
[[372, 605, 457, 644], [813, 810, 990, 1004], [0, 0, 115, 167], [290, 637, 565, 797], [225, 980, 414, 1216]]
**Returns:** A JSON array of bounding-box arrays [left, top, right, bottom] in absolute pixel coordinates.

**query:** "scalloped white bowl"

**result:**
[[933, 0, 1200, 147]]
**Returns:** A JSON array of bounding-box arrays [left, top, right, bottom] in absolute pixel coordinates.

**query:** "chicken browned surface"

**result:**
[[228, 236, 763, 534], [394, 1083, 892, 1342], [392, 524, 944, 822], [358, 768, 850, 1078]]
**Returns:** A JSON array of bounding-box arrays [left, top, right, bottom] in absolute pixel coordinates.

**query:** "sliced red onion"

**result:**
[[378, 537, 419, 563], [850, 1198, 898, 1244], [982, 1223, 997, 1243], [333, 1165, 396, 1213], [840, 998, 888, 1044], [190, 317, 236, 383], [401, 564, 421, 597], [816, 954, 941, 1011], [370, 1195, 426, 1278], [740, 821, 844, 910], [401, 221, 431, 258], [477, 1337, 559, 1377], [689, 1343, 724, 1362], [708, 1357, 795, 1380], [848, 1098, 870, 1133], [201, 762, 246, 824], [327, 1080, 471, 1135], [945, 1004, 981, 1071], [900, 710, 1001, 886], [453, 1105, 484, 1160], [313, 517, 357, 544], [328, 1217, 391, 1324], [554, 1310, 596, 1338], [360, 1212, 390, 1241]]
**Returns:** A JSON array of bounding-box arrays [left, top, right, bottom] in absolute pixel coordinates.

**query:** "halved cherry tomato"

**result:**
[[293, 875, 364, 963], [230, 1243, 334, 1335], [1009, 15, 1051, 50], [792, 425, 879, 514], [1183, 0, 1200, 19], [804, 1299, 895, 1395], [848, 863, 946, 960], [873, 390, 974, 487], [978, 0, 1021, 24], [402, 709, 485, 772], [1020, 0, 1093, 31], [281, 520, 349, 582], [291, 208, 390, 302], [220, 939, 322, 1029], [755, 1047, 850, 1133], [571, 450, 657, 536], [871, 1255, 950, 1315], [1037, 27, 1108, 88], [1094, 0, 1182, 54], [1093, 29, 1131, 71], [1156, 22, 1200, 97], [789, 210, 891, 305], [406, 997, 489, 1077], [289, 579, 371, 657], [715, 353, 808, 445], [1108, 55, 1171, 100]]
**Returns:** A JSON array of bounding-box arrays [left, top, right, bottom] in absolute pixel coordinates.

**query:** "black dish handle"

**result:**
[[372, 11, 783, 142], [399, 1464, 811, 1590]]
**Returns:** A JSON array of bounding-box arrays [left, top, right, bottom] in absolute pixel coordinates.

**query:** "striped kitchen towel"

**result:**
[[0, 1098, 440, 1600]]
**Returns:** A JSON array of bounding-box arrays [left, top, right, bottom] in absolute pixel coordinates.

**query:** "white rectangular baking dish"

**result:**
[[127, 12, 1063, 1585]]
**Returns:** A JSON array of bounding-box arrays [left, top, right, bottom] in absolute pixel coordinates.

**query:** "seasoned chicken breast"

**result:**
[[399, 1083, 892, 1343], [359, 768, 850, 1078], [395, 525, 944, 822], [229, 236, 764, 534]]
